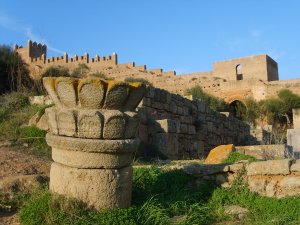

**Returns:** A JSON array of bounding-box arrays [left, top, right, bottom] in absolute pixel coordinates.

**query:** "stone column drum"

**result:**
[[43, 77, 146, 209]]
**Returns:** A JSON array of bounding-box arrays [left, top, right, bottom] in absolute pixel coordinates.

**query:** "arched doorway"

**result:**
[[229, 100, 246, 119]]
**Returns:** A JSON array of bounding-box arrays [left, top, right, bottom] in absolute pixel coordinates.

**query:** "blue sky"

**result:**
[[1, 1, 300, 80]]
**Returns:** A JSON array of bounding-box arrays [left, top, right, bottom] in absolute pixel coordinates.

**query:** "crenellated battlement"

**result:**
[[14, 40, 118, 68]]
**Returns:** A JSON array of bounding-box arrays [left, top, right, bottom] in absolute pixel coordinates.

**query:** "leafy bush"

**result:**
[[184, 85, 229, 111]]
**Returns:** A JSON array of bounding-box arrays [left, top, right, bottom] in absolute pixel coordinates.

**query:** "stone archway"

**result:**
[[229, 99, 246, 118]]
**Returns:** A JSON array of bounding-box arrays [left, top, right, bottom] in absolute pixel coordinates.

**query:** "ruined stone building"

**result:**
[[16, 40, 300, 159], [14, 40, 300, 110]]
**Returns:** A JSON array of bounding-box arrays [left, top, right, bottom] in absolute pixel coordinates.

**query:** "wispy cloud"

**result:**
[[0, 13, 65, 54]]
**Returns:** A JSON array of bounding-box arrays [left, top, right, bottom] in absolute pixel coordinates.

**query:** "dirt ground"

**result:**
[[0, 145, 51, 225]]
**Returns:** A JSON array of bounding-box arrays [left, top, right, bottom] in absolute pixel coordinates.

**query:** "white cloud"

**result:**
[[0, 13, 65, 55]]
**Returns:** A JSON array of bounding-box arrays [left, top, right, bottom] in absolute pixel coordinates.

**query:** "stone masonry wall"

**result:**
[[183, 159, 300, 198], [137, 86, 251, 159]]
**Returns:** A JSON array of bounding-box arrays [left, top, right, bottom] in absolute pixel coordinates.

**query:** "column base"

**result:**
[[50, 162, 132, 210]]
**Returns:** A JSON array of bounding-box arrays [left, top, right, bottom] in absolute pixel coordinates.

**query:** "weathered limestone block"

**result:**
[[204, 144, 234, 164], [124, 82, 146, 110], [43, 77, 62, 107], [78, 79, 105, 109], [247, 176, 267, 195], [103, 110, 126, 139], [45, 107, 58, 135], [247, 159, 292, 176], [291, 160, 300, 172], [179, 123, 188, 134], [169, 101, 177, 114], [141, 97, 152, 107], [52, 148, 134, 169], [182, 164, 229, 176], [124, 112, 140, 139], [228, 163, 245, 172], [152, 133, 179, 159], [279, 176, 300, 189], [50, 162, 132, 209], [235, 145, 286, 160], [293, 108, 300, 129], [55, 77, 77, 107], [177, 106, 183, 115], [36, 113, 49, 131], [265, 180, 277, 197], [287, 128, 300, 157], [46, 133, 139, 152], [155, 119, 179, 133], [77, 110, 103, 139], [57, 109, 77, 137], [103, 81, 129, 109], [188, 125, 196, 135]]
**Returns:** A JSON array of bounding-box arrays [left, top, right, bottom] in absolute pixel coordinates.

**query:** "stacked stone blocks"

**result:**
[[138, 86, 251, 159], [183, 159, 300, 198], [43, 77, 145, 210]]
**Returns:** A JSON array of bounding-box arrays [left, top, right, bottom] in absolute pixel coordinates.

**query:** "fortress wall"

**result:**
[[137, 86, 251, 159], [213, 55, 272, 81]]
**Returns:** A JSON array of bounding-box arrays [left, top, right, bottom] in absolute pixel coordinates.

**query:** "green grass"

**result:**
[[19, 166, 300, 225], [222, 152, 258, 164], [0, 92, 51, 157], [17, 126, 51, 157]]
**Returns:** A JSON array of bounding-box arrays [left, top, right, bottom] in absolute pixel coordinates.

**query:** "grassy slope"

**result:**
[[19, 167, 300, 225]]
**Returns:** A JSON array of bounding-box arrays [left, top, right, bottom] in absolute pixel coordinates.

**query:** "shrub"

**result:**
[[0, 92, 29, 122], [41, 66, 70, 77], [124, 77, 152, 86], [259, 89, 300, 127], [235, 98, 260, 126], [185, 85, 229, 111], [71, 63, 90, 77]]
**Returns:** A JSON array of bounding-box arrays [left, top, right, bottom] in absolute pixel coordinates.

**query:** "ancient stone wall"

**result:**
[[183, 159, 300, 198], [137, 86, 251, 159]]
